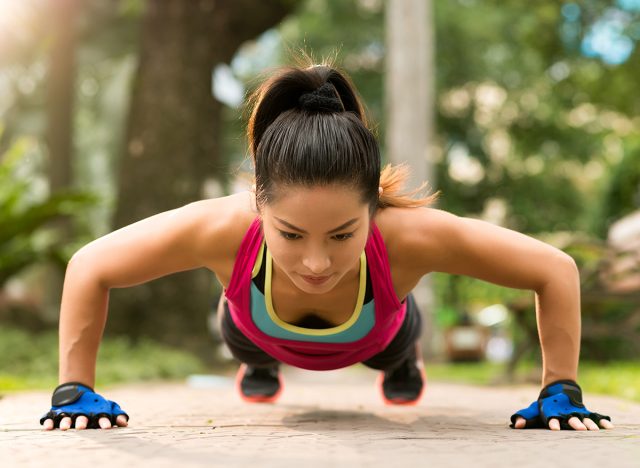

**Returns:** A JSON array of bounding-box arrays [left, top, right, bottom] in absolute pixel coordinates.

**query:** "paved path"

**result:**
[[1, 367, 638, 467]]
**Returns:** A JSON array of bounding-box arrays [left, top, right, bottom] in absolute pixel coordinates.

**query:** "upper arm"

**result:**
[[398, 207, 577, 292], [69, 197, 238, 289]]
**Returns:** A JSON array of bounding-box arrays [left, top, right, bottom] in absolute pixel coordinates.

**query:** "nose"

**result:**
[[301, 248, 331, 275]]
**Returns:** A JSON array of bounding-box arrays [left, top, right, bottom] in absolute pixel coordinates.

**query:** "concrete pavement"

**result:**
[[1, 366, 638, 467]]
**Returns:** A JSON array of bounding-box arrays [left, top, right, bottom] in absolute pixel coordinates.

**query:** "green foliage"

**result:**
[[426, 359, 640, 403], [0, 326, 206, 392], [0, 139, 97, 287], [432, 272, 529, 326], [590, 139, 640, 238], [579, 361, 640, 403], [426, 361, 512, 386], [433, 0, 639, 235]]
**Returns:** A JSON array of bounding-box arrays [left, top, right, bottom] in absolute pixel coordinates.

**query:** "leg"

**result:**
[[362, 293, 426, 405], [218, 295, 280, 368], [218, 296, 283, 402], [362, 293, 423, 371]]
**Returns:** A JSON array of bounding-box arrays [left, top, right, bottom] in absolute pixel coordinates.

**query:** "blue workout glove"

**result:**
[[40, 382, 129, 429], [510, 379, 611, 430]]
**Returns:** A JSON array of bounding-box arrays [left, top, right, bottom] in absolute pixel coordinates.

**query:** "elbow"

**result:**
[[66, 247, 110, 291], [536, 251, 579, 293], [557, 252, 579, 276], [67, 245, 93, 272]]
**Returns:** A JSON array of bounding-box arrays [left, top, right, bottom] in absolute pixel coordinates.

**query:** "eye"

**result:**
[[333, 233, 354, 241], [279, 231, 301, 241]]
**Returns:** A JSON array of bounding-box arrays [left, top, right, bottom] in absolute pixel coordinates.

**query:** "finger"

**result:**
[[42, 419, 54, 431], [599, 419, 614, 429], [74, 416, 89, 430], [548, 418, 561, 431], [115, 415, 128, 427], [59, 417, 72, 431], [582, 417, 599, 431], [568, 416, 587, 431], [514, 417, 526, 429], [99, 417, 112, 429]]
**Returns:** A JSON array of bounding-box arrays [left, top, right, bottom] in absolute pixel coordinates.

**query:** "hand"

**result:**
[[513, 415, 614, 431], [40, 382, 129, 431], [510, 379, 613, 431]]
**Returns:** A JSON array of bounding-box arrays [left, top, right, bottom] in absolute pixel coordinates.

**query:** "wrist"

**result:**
[[542, 371, 577, 388]]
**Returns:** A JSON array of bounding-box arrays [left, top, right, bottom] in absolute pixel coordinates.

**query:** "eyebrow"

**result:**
[[274, 217, 360, 235]]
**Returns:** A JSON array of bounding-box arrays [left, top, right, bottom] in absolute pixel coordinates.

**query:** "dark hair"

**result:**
[[246, 62, 439, 214]]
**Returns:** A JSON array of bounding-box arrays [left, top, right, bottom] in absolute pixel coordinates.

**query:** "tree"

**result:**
[[107, 0, 299, 357], [385, 0, 438, 356], [42, 0, 82, 324]]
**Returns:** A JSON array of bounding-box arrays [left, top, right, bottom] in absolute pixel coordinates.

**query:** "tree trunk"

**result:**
[[108, 0, 296, 359], [43, 0, 80, 325], [385, 0, 438, 358]]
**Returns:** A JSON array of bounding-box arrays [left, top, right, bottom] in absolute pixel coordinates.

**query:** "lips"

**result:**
[[300, 274, 331, 285]]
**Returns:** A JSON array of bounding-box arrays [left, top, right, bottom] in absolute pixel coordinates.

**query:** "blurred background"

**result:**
[[0, 0, 638, 400]]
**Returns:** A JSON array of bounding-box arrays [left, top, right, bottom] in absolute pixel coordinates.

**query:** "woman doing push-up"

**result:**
[[41, 62, 613, 432]]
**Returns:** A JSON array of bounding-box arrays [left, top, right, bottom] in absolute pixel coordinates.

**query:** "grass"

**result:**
[[0, 326, 207, 393], [1, 326, 638, 404], [425, 360, 640, 403]]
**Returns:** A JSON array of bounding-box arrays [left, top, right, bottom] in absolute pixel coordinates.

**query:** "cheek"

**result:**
[[334, 235, 368, 269], [265, 236, 297, 267]]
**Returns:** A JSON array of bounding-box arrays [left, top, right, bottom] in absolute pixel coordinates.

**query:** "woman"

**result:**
[[41, 63, 613, 432]]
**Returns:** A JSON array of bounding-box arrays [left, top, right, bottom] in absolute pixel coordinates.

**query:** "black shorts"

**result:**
[[219, 293, 423, 371]]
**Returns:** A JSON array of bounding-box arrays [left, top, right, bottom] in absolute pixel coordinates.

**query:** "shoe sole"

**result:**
[[235, 363, 284, 404]]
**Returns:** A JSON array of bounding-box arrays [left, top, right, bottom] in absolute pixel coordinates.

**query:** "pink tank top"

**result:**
[[224, 216, 407, 371]]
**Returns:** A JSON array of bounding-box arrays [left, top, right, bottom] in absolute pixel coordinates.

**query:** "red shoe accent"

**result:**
[[235, 364, 284, 404]]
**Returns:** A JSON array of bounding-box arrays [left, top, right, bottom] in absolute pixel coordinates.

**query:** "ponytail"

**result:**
[[378, 163, 440, 209]]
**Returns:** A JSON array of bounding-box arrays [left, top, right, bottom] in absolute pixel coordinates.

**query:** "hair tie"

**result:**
[[298, 83, 344, 113]]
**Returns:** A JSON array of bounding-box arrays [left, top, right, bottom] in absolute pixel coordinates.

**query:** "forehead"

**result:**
[[268, 184, 363, 206], [264, 184, 368, 222]]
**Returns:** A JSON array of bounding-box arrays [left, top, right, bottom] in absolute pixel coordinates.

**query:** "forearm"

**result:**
[[535, 259, 581, 387], [58, 257, 110, 388]]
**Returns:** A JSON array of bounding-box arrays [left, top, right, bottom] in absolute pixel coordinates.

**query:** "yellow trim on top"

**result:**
[[251, 241, 265, 279], [264, 245, 367, 335]]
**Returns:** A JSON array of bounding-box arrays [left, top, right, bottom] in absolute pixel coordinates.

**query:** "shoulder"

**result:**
[[375, 205, 571, 291], [179, 191, 258, 282], [373, 206, 461, 275], [67, 191, 257, 291]]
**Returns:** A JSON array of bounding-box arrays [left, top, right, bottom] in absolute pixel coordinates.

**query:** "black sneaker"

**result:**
[[235, 363, 283, 403], [377, 344, 426, 405]]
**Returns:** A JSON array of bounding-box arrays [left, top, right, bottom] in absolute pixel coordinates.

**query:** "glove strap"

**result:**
[[538, 379, 584, 408], [52, 382, 94, 406]]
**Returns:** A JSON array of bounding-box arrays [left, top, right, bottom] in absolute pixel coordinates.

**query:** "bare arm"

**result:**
[[396, 207, 614, 431], [57, 197, 237, 387], [400, 208, 580, 387]]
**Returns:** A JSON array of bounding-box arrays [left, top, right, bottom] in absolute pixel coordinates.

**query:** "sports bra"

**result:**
[[248, 239, 375, 343]]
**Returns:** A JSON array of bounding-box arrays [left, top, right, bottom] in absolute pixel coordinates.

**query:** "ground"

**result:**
[[1, 366, 638, 467]]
